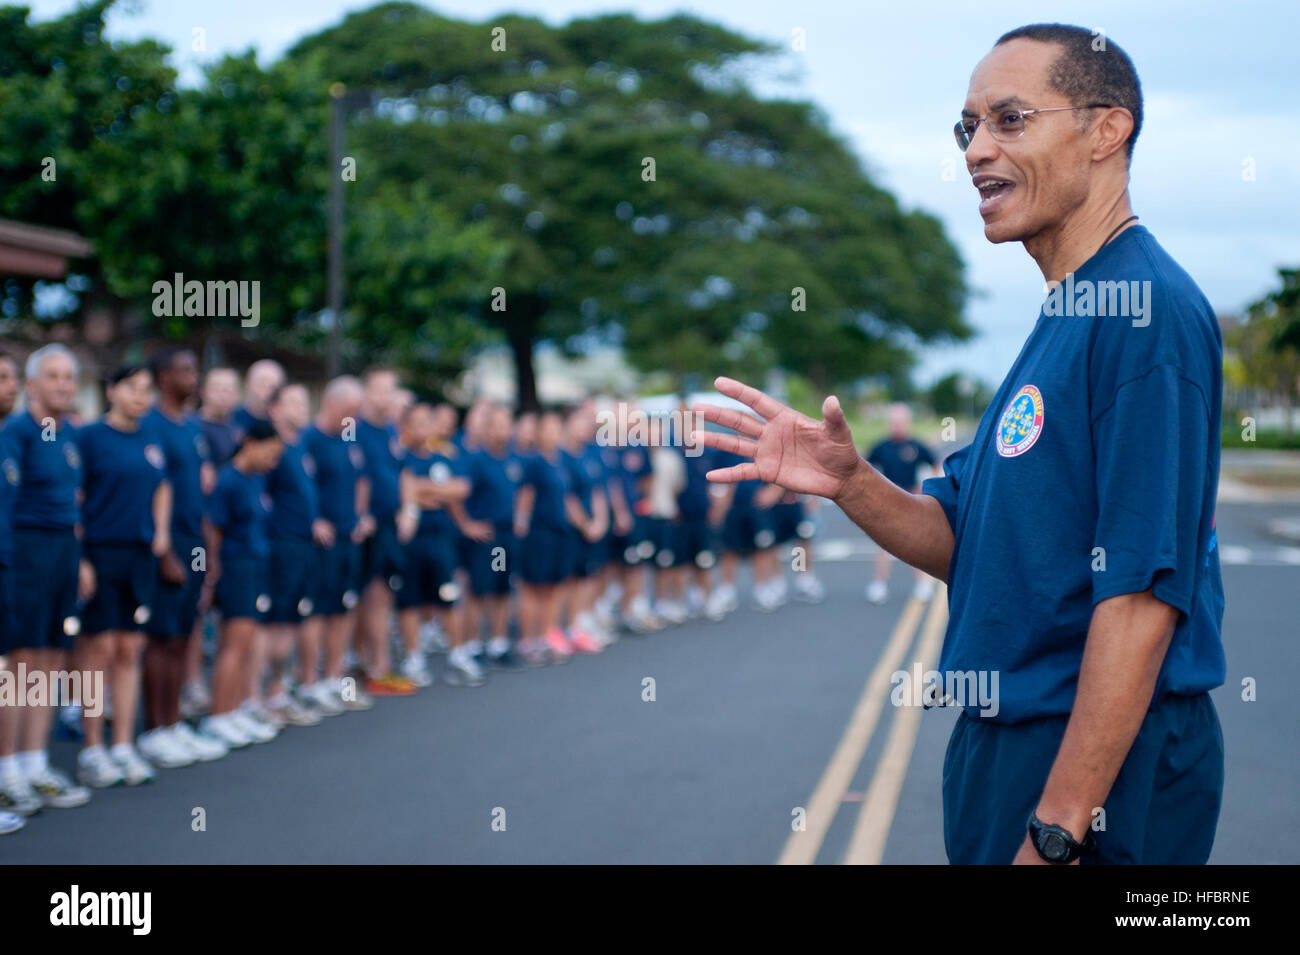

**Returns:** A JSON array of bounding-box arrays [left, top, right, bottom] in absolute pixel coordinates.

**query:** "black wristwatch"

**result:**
[[1027, 813, 1097, 864]]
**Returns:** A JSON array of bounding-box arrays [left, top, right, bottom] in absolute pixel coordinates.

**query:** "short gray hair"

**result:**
[[25, 344, 78, 380]]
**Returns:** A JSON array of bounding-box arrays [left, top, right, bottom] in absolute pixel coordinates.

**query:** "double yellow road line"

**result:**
[[778, 585, 948, 865]]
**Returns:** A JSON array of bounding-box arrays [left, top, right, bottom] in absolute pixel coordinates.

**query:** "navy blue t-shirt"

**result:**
[[301, 425, 362, 536], [404, 445, 464, 536], [78, 419, 168, 545], [199, 416, 242, 468], [357, 418, 403, 522], [266, 437, 319, 541], [562, 445, 605, 512], [144, 407, 208, 539], [523, 451, 572, 530], [678, 446, 716, 518], [232, 405, 267, 433], [616, 445, 651, 509], [1, 410, 82, 532], [921, 226, 1226, 725], [867, 438, 936, 491], [464, 447, 520, 524], [209, 464, 271, 559]]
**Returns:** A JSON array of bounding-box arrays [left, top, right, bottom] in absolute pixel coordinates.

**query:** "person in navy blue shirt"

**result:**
[[395, 402, 474, 686], [263, 382, 329, 726], [231, 359, 284, 435], [864, 403, 938, 605], [695, 25, 1226, 865], [558, 404, 610, 654], [197, 367, 244, 468], [354, 368, 411, 695], [200, 419, 283, 750], [514, 410, 587, 665], [675, 406, 721, 617], [457, 403, 524, 669], [137, 347, 220, 768], [296, 376, 372, 714], [76, 365, 174, 788], [0, 345, 92, 811]]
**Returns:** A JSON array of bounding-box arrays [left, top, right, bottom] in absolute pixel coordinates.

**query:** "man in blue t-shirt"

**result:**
[[297, 376, 373, 715], [864, 403, 938, 605], [693, 26, 1225, 865], [0, 345, 92, 813]]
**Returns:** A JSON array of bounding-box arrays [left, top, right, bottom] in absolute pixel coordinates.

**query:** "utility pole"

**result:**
[[326, 82, 368, 376]]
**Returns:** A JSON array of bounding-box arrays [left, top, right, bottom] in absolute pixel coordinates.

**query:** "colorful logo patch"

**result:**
[[995, 384, 1044, 458]]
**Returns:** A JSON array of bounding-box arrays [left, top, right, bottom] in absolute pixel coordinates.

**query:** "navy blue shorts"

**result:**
[[567, 529, 607, 579], [520, 524, 570, 585], [215, 555, 270, 622], [81, 542, 158, 635], [613, 515, 656, 566], [267, 536, 316, 623], [463, 523, 514, 597], [723, 505, 774, 555], [771, 502, 815, 545], [674, 518, 717, 569], [645, 517, 677, 569], [363, 518, 406, 586], [398, 533, 460, 609], [7, 527, 81, 650], [147, 533, 205, 638], [942, 691, 1224, 864], [311, 539, 361, 617]]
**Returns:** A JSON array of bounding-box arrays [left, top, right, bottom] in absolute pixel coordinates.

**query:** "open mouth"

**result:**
[[975, 177, 1015, 214]]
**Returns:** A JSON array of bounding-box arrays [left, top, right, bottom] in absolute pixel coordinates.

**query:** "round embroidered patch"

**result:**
[[995, 384, 1044, 458]]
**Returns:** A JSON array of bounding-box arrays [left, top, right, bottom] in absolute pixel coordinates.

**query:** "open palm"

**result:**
[[692, 376, 863, 500]]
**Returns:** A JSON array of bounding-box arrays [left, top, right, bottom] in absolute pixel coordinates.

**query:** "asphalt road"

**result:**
[[5, 498, 1297, 864]]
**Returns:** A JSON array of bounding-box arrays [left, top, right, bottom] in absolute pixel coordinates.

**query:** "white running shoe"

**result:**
[[754, 582, 782, 612], [704, 585, 732, 621], [0, 809, 24, 835], [77, 748, 125, 789], [654, 600, 687, 625], [793, 574, 827, 604], [444, 647, 487, 687], [913, 578, 936, 601], [30, 766, 92, 807], [199, 713, 254, 749], [170, 722, 229, 761], [300, 680, 346, 716], [137, 727, 196, 769], [112, 745, 156, 786], [420, 620, 448, 654], [0, 773, 42, 816], [230, 708, 277, 744], [400, 654, 433, 688], [865, 579, 888, 605], [179, 680, 212, 718]]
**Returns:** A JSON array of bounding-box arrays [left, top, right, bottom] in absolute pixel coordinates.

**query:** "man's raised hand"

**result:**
[[691, 376, 863, 501]]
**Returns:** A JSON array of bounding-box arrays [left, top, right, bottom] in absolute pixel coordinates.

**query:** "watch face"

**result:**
[[1043, 832, 1069, 861]]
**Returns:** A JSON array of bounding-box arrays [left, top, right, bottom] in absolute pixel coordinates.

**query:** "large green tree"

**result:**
[[286, 2, 971, 405]]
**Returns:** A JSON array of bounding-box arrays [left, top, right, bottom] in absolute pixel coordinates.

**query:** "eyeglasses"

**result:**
[[954, 104, 1111, 151]]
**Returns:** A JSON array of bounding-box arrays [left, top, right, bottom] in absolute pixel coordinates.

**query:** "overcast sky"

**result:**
[[28, 0, 1300, 388]]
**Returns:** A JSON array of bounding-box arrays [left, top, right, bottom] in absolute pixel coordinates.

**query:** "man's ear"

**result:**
[[1091, 107, 1135, 164]]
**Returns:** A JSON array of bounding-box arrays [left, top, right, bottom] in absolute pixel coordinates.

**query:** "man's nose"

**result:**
[[964, 122, 1001, 169]]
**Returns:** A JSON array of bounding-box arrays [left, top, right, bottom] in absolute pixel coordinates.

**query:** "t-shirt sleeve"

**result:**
[[919, 443, 971, 534], [915, 442, 937, 468], [1089, 362, 1212, 616]]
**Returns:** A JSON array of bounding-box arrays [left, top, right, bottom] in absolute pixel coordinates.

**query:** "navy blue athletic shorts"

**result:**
[[7, 527, 82, 650], [81, 542, 158, 635], [363, 518, 406, 587], [645, 517, 676, 568], [462, 523, 514, 597], [311, 539, 361, 617], [674, 519, 716, 569], [267, 536, 316, 623], [723, 504, 774, 555], [771, 502, 815, 545], [567, 528, 608, 579], [398, 532, 460, 609], [942, 691, 1224, 864], [215, 555, 270, 622], [147, 532, 205, 638], [520, 524, 570, 585]]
